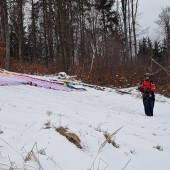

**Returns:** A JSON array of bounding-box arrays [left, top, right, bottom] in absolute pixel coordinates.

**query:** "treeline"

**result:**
[[0, 0, 170, 94], [0, 0, 126, 72]]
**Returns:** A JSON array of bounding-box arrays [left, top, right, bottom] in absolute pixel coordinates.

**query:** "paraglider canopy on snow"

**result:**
[[0, 70, 86, 91]]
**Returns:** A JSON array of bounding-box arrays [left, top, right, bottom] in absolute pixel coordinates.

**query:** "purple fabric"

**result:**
[[0, 73, 72, 91]]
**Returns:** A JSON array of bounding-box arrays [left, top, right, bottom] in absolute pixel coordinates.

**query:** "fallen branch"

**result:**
[[116, 90, 132, 95], [151, 58, 170, 75]]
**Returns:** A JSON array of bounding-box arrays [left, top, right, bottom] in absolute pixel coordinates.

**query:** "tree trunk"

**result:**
[[42, 0, 49, 65], [131, 0, 138, 57], [31, 0, 37, 62], [128, 0, 132, 62], [121, 0, 129, 61], [17, 0, 24, 61], [46, 0, 54, 61], [2, 0, 10, 70]]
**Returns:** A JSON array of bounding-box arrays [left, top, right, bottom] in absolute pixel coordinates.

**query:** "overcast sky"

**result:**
[[138, 0, 170, 40]]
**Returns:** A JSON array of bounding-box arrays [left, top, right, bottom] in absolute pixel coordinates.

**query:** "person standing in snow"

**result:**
[[138, 73, 156, 116]]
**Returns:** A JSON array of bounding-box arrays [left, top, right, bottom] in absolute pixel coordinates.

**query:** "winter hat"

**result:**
[[144, 73, 150, 80]]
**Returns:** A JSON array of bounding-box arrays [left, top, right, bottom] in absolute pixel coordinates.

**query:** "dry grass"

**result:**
[[56, 127, 82, 149], [100, 126, 123, 150], [103, 131, 120, 149], [89, 127, 123, 170], [104, 133, 120, 148], [43, 120, 52, 129], [24, 142, 44, 170]]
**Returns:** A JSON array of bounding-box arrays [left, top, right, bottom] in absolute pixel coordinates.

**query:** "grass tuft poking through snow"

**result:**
[[56, 127, 82, 149]]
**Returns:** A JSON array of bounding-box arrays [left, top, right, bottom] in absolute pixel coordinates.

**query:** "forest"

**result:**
[[0, 0, 170, 96]]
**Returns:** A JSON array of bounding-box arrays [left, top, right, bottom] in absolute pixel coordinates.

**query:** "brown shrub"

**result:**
[[0, 42, 5, 68]]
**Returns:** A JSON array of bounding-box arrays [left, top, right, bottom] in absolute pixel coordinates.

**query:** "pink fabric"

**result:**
[[0, 72, 72, 91]]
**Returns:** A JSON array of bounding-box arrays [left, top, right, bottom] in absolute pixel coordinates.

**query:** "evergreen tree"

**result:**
[[95, 0, 119, 33], [138, 37, 152, 65]]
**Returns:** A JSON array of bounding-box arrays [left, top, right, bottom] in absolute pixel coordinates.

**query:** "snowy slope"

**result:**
[[0, 74, 170, 170]]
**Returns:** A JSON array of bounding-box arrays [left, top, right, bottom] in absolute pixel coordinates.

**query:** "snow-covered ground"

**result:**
[[0, 73, 170, 170]]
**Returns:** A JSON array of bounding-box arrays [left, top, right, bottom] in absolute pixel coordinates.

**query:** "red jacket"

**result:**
[[138, 80, 156, 93]]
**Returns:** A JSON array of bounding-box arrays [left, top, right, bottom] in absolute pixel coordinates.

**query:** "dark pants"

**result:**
[[143, 98, 155, 116]]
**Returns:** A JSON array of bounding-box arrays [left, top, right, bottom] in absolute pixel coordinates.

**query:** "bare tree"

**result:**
[[131, 0, 138, 58], [121, 0, 138, 61], [31, 0, 37, 62], [121, 0, 129, 61], [1, 0, 10, 70], [0, 0, 5, 41], [17, 0, 24, 61], [155, 6, 170, 65]]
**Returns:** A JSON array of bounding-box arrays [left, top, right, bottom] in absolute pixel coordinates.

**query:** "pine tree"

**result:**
[[153, 41, 161, 62], [95, 0, 119, 33]]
